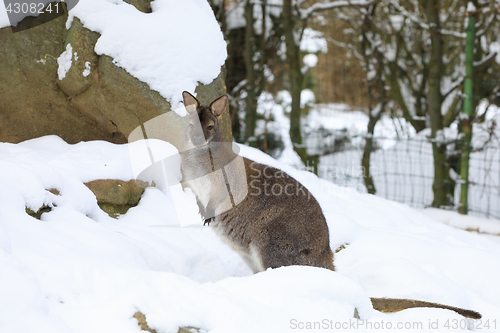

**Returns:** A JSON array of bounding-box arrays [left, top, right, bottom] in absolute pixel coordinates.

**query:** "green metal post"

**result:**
[[459, 6, 475, 215]]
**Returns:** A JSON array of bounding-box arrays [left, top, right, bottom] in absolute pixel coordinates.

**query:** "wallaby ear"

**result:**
[[210, 95, 228, 117], [182, 91, 199, 114]]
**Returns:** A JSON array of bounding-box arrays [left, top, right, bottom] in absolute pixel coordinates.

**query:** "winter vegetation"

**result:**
[[210, 0, 500, 216]]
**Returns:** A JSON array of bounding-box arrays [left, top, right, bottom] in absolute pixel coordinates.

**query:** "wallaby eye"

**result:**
[[207, 125, 214, 130]]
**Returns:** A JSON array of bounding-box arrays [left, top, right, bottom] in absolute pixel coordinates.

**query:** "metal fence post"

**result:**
[[459, 3, 476, 215]]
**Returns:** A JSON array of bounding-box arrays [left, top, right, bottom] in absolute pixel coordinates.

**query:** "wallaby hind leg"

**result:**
[[258, 241, 328, 270], [318, 248, 335, 271], [258, 239, 334, 270], [258, 220, 335, 270], [241, 244, 266, 273]]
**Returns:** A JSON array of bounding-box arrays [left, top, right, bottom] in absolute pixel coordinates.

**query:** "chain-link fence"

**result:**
[[316, 136, 500, 220]]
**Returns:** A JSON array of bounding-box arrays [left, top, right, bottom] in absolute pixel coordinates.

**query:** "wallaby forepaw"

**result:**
[[203, 218, 212, 226]]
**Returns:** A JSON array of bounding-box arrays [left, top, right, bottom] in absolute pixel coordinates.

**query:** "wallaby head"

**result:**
[[182, 91, 228, 147]]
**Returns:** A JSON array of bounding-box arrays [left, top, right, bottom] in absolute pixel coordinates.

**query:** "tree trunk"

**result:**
[[282, 0, 307, 164], [459, 9, 476, 214], [360, 6, 384, 194], [422, 0, 447, 208], [259, 0, 267, 94], [362, 67, 384, 194], [362, 113, 380, 194], [244, 0, 257, 146]]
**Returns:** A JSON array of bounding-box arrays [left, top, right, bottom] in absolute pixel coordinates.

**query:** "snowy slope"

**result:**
[[421, 208, 500, 236], [1, 136, 500, 333]]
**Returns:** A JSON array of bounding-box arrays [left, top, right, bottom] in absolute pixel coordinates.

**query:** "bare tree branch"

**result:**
[[442, 77, 464, 100], [388, 0, 466, 38], [299, 0, 378, 20], [325, 36, 364, 60]]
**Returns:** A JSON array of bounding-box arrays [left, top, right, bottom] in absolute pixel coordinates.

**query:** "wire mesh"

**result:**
[[316, 136, 500, 220]]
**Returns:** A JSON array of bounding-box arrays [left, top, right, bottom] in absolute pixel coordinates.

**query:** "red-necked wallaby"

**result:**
[[179, 91, 481, 320]]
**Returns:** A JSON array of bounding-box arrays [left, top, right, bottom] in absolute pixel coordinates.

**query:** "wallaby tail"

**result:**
[[370, 297, 481, 319]]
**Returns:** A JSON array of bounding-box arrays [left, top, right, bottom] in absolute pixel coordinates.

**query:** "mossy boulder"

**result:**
[[85, 179, 144, 206], [0, 14, 105, 143], [84, 179, 146, 218], [25, 205, 52, 220], [123, 0, 151, 13], [57, 18, 98, 97], [23, 182, 144, 219], [24, 188, 60, 219], [133, 311, 201, 333], [0, 4, 230, 144]]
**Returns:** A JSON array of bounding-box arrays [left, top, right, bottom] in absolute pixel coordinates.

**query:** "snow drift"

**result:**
[[1, 136, 499, 332]]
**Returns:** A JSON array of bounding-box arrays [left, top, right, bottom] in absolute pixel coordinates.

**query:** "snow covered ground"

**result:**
[[1, 136, 500, 333], [3, 0, 499, 330], [421, 208, 500, 238]]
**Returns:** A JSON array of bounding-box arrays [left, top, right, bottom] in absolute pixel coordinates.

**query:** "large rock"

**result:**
[[133, 311, 201, 333], [0, 4, 230, 144], [85, 179, 145, 206], [0, 14, 108, 143], [84, 179, 146, 218], [24, 183, 145, 219], [56, 17, 98, 97]]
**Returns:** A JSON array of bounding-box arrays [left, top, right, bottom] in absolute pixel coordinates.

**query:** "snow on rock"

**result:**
[[57, 44, 73, 81], [0, 4, 8, 29], [82, 61, 91, 77], [1, 136, 500, 332], [66, 0, 227, 106]]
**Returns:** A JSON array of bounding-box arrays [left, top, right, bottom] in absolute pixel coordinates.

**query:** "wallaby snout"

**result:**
[[192, 135, 204, 145], [186, 121, 207, 147]]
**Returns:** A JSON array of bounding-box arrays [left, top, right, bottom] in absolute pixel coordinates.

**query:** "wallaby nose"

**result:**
[[193, 136, 203, 144]]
